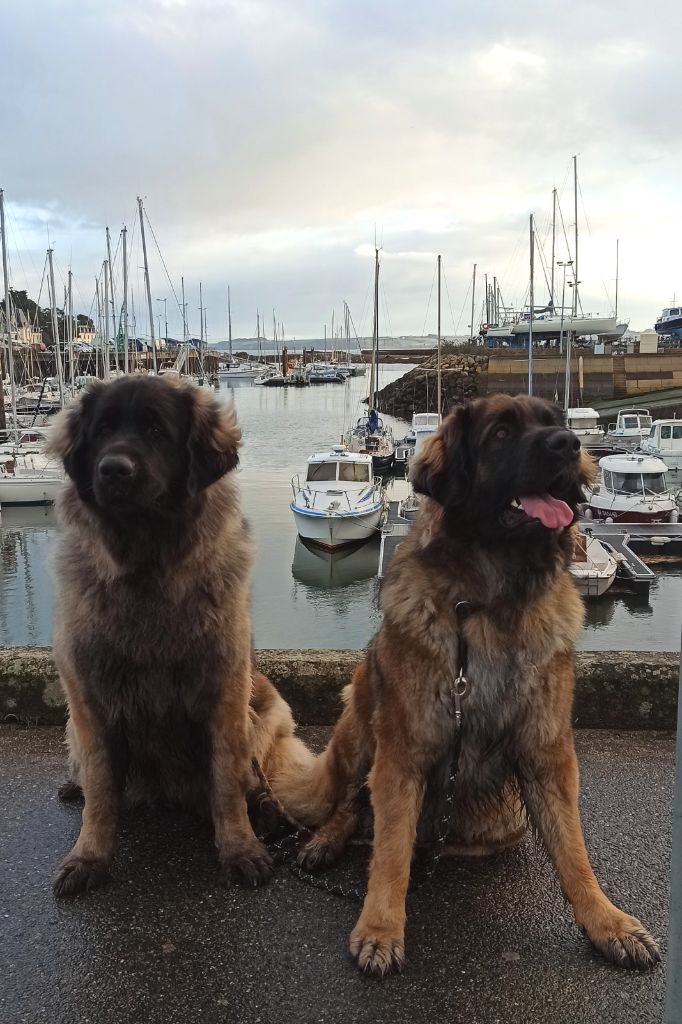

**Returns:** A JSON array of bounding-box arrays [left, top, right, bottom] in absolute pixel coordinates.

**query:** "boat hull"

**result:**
[[587, 503, 675, 524], [291, 502, 383, 550], [0, 476, 63, 506]]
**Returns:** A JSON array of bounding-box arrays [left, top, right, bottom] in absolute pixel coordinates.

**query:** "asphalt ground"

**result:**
[[0, 726, 674, 1024]]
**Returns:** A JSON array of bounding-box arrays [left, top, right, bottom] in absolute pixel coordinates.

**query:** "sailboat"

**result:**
[[345, 248, 394, 473], [0, 189, 64, 505], [484, 159, 627, 347], [219, 289, 262, 380]]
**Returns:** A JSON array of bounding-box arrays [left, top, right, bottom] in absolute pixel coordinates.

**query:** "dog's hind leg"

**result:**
[[521, 733, 661, 970], [58, 717, 84, 802]]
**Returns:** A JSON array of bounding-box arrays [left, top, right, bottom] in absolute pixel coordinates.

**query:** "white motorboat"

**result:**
[[290, 448, 385, 550], [0, 449, 64, 506], [566, 408, 604, 447], [393, 413, 440, 474], [584, 454, 679, 524], [254, 366, 287, 387], [640, 419, 682, 475], [605, 408, 653, 447], [570, 532, 618, 597], [219, 360, 263, 380]]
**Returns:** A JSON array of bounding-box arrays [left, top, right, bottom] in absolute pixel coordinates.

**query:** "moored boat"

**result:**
[[605, 408, 652, 448], [640, 419, 682, 474], [585, 453, 678, 524], [569, 532, 618, 597], [290, 448, 385, 550]]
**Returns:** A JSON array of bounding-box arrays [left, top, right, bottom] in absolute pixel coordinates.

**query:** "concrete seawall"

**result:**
[[0, 646, 678, 729]]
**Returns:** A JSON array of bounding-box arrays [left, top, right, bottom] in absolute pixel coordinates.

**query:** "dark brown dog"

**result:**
[[280, 394, 660, 974], [47, 375, 312, 896]]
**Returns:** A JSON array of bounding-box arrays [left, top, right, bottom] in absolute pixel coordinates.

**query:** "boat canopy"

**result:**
[[599, 454, 668, 476]]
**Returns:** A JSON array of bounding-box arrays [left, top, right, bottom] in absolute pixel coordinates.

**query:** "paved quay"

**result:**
[[0, 725, 674, 1024]]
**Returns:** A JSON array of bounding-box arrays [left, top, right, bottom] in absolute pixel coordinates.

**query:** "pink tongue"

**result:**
[[519, 494, 573, 529]]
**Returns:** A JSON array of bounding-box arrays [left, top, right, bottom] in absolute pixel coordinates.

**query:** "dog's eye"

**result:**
[[147, 424, 165, 439], [495, 426, 509, 440], [96, 422, 112, 438]]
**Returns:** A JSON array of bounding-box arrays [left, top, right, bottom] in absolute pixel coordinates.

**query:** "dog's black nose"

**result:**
[[98, 454, 135, 480], [545, 428, 580, 456]]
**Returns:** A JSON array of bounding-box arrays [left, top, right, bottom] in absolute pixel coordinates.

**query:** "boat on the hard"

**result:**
[[654, 305, 682, 339], [290, 447, 385, 550], [584, 453, 679, 524]]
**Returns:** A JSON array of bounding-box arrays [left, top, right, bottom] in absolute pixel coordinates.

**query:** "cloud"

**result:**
[[1, 0, 681, 336]]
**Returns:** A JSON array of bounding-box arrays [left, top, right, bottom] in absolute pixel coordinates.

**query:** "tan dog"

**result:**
[[274, 395, 660, 974]]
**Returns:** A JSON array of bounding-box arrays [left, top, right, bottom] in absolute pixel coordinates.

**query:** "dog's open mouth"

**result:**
[[500, 493, 574, 530]]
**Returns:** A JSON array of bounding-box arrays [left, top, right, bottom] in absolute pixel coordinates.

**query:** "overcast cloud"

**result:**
[[1, 0, 680, 340]]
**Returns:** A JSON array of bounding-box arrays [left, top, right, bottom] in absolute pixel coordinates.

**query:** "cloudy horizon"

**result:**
[[2, 0, 681, 341]]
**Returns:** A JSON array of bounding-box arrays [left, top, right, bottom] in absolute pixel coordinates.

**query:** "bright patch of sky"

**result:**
[[1, 0, 680, 340]]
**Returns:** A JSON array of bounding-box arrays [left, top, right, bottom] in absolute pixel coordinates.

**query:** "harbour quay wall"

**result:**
[[0, 646, 678, 730]]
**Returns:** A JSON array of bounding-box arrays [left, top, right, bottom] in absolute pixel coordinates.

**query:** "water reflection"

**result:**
[[292, 537, 380, 589]]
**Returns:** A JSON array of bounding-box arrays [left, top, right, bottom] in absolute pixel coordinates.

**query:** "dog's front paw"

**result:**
[[350, 920, 406, 975], [585, 911, 661, 970], [218, 841, 273, 888], [53, 856, 110, 897]]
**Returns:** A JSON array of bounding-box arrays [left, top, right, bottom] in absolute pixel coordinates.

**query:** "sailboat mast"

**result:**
[[181, 276, 187, 344], [95, 276, 102, 379], [573, 155, 579, 317], [470, 263, 477, 343], [47, 248, 65, 407], [368, 250, 378, 407], [103, 260, 110, 382], [67, 269, 74, 394], [122, 227, 128, 375], [550, 187, 557, 309], [106, 226, 117, 347], [0, 189, 18, 439], [437, 254, 442, 421], [528, 214, 534, 397], [228, 285, 232, 359], [615, 239, 619, 320], [137, 197, 157, 373]]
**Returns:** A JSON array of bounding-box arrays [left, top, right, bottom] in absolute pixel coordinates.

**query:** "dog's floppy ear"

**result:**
[[186, 388, 241, 494], [409, 404, 472, 507], [579, 447, 597, 490], [45, 382, 104, 487]]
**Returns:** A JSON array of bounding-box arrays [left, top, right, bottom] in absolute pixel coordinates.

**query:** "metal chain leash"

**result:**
[[252, 601, 475, 902]]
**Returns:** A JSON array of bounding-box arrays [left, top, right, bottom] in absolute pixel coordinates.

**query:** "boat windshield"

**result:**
[[621, 416, 639, 429], [606, 471, 667, 496], [642, 473, 668, 495], [641, 416, 652, 430], [339, 463, 370, 482], [307, 462, 338, 482]]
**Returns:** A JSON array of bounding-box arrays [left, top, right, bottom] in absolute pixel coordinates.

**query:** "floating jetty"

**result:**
[[379, 502, 682, 596]]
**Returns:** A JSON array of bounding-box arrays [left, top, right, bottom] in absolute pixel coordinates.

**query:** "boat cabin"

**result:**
[[641, 419, 682, 471], [607, 409, 652, 439], [305, 449, 373, 486], [567, 408, 600, 430], [598, 455, 669, 497], [412, 412, 440, 452]]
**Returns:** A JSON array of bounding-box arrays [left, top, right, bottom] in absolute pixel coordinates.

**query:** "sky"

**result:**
[[1, 0, 681, 342]]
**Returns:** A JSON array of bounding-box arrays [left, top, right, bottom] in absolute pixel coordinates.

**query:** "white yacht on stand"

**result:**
[[290, 448, 385, 550]]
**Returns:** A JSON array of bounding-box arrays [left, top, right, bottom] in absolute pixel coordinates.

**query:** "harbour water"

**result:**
[[0, 366, 681, 652]]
